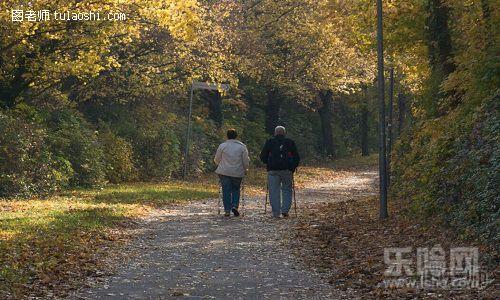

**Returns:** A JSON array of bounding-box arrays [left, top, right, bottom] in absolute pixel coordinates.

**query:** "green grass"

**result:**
[[0, 181, 218, 298], [66, 182, 219, 205]]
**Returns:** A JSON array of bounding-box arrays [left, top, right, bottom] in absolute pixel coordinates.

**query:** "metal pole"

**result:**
[[183, 83, 194, 178], [218, 185, 221, 215], [264, 182, 268, 214], [377, 0, 388, 219], [387, 68, 394, 187], [241, 179, 245, 217], [293, 173, 297, 217]]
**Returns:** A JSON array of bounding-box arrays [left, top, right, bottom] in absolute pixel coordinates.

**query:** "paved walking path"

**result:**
[[74, 169, 377, 300]]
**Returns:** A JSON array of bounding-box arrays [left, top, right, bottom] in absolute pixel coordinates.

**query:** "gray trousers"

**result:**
[[268, 170, 293, 217]]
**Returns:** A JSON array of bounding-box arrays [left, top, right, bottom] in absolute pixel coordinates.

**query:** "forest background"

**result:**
[[0, 0, 498, 249]]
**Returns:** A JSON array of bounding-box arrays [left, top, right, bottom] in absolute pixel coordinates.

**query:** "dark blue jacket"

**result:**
[[260, 135, 300, 171]]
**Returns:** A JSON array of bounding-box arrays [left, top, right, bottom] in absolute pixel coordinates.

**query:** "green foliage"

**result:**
[[134, 125, 182, 180], [223, 82, 269, 163], [332, 96, 369, 157], [0, 0, 382, 196], [240, 116, 268, 163], [188, 121, 220, 174], [392, 94, 499, 245], [279, 101, 322, 160], [388, 0, 498, 248], [0, 111, 72, 197], [46, 110, 106, 188], [444, 97, 499, 245], [0, 0, 494, 257], [99, 129, 138, 183]]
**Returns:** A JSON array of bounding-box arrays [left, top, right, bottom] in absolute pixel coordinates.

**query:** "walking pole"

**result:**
[[293, 172, 297, 217], [217, 185, 222, 215], [240, 179, 245, 217], [264, 182, 268, 214]]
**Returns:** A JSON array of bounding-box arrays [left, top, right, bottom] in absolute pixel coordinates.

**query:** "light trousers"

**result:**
[[268, 170, 293, 217]]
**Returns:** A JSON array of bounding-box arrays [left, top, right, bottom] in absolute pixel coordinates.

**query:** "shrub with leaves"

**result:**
[[391, 94, 499, 247], [0, 111, 72, 197], [134, 125, 182, 180], [46, 110, 106, 188], [99, 129, 138, 183]]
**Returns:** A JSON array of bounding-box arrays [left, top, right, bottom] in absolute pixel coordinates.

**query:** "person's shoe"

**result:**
[[282, 212, 289, 218], [224, 211, 230, 217], [231, 208, 240, 217]]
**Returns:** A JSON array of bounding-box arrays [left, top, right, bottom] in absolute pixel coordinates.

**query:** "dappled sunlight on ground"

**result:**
[[1, 162, 382, 299], [0, 181, 218, 298], [74, 164, 380, 299]]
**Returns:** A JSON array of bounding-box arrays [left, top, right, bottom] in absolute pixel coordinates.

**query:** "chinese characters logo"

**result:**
[[382, 245, 492, 290]]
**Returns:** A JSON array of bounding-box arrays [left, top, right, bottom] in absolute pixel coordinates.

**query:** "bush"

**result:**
[[46, 110, 106, 187], [99, 129, 138, 183], [0, 111, 72, 197], [134, 125, 182, 180], [391, 94, 499, 246], [188, 120, 220, 174], [444, 98, 499, 246]]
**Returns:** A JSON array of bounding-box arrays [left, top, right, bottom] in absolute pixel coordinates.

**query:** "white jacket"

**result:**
[[214, 139, 250, 178]]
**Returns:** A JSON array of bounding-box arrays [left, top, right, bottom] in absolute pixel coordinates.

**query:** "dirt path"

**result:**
[[74, 167, 377, 299]]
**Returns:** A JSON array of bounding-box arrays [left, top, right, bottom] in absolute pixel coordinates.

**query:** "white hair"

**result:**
[[274, 126, 286, 136]]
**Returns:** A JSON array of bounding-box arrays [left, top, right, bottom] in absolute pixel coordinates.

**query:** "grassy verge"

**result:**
[[0, 181, 217, 298]]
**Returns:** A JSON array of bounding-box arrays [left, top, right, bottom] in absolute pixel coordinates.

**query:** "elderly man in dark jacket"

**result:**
[[260, 126, 300, 218]]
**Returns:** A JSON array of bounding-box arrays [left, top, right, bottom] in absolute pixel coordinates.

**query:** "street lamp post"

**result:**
[[183, 81, 230, 178], [183, 84, 195, 179]]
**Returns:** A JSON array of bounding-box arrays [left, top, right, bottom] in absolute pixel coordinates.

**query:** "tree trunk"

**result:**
[[426, 0, 455, 81], [360, 88, 369, 156], [265, 89, 282, 135], [318, 90, 335, 157], [377, 0, 388, 219], [201, 90, 223, 128], [0, 65, 29, 109], [481, 0, 493, 48], [426, 0, 457, 114]]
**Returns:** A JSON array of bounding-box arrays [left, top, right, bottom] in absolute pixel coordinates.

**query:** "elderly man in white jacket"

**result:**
[[214, 129, 250, 217]]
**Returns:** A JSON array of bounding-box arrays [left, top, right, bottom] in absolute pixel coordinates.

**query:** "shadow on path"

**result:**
[[73, 168, 377, 300]]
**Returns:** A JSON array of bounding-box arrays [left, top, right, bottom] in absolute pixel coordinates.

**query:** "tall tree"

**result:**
[[202, 90, 223, 128], [265, 89, 283, 135], [426, 0, 456, 113]]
